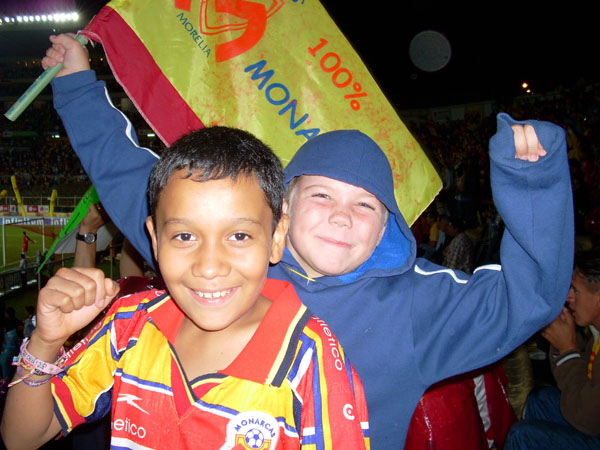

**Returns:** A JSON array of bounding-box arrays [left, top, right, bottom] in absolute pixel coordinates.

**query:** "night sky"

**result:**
[[1, 1, 597, 110]]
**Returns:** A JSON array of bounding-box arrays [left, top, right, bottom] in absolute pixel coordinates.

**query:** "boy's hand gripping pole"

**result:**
[[4, 34, 88, 122]]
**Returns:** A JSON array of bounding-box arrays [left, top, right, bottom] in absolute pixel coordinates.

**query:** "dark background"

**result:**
[[1, 0, 597, 109]]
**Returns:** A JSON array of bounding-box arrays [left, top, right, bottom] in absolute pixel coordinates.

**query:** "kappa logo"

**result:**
[[117, 393, 150, 415], [174, 0, 284, 62], [220, 411, 280, 450]]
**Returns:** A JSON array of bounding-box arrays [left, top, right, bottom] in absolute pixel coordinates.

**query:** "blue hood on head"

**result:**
[[284, 130, 416, 281]]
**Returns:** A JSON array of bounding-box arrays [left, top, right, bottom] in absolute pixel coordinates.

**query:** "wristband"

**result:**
[[17, 338, 66, 375], [8, 339, 67, 388]]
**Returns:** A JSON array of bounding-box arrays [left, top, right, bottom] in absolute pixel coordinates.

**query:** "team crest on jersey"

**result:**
[[220, 411, 279, 450]]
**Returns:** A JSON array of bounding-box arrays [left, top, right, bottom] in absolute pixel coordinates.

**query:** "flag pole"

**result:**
[[4, 34, 88, 122]]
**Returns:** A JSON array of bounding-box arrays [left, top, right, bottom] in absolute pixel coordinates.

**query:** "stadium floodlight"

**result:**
[[0, 11, 80, 26]]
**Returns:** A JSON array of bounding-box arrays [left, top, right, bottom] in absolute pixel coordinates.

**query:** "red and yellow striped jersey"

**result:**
[[52, 279, 370, 449]]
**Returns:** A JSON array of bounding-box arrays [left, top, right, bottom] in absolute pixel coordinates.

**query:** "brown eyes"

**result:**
[[175, 233, 194, 241], [229, 233, 251, 242]]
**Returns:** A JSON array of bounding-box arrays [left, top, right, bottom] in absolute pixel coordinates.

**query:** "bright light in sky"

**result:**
[[0, 10, 79, 26]]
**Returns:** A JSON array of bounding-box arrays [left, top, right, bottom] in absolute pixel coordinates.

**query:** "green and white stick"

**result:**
[[4, 34, 88, 121]]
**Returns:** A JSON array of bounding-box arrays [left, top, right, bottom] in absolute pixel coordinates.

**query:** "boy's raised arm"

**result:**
[[411, 114, 574, 385], [46, 33, 159, 266], [0, 268, 118, 449]]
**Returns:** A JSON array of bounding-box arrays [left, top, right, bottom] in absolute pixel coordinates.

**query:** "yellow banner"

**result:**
[[104, 0, 440, 224]]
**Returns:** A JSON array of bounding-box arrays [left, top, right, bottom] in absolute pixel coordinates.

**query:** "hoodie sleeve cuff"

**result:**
[[490, 112, 566, 167], [554, 350, 582, 366]]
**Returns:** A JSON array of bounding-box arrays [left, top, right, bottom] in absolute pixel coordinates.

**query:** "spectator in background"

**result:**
[[23, 306, 36, 339], [74, 202, 110, 268], [0, 308, 22, 381], [74, 202, 146, 278], [505, 249, 600, 449], [443, 216, 475, 274], [416, 209, 442, 261]]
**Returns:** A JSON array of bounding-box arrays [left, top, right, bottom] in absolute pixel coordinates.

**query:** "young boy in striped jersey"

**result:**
[[1, 127, 369, 450]]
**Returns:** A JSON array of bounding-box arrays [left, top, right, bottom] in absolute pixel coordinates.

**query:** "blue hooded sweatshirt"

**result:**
[[53, 71, 574, 448]]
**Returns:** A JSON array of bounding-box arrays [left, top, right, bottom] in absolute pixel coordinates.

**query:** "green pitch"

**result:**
[[0, 222, 61, 270]]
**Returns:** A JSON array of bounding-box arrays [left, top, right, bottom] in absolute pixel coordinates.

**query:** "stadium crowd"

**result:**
[[409, 80, 600, 269], [1, 54, 600, 449], [1, 60, 163, 197]]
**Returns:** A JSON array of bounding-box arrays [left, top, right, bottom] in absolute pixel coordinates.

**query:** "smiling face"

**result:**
[[283, 175, 388, 278], [567, 271, 600, 328], [146, 171, 287, 333]]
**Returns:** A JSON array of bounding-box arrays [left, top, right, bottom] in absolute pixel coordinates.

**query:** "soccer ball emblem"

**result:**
[[245, 428, 265, 448]]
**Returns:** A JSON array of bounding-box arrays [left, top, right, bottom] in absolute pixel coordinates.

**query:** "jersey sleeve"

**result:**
[[411, 113, 574, 384], [51, 71, 158, 267], [50, 293, 147, 435], [294, 318, 369, 450], [51, 306, 119, 434]]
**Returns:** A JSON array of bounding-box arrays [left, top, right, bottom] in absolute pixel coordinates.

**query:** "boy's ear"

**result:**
[[269, 213, 289, 264], [145, 216, 159, 262], [376, 221, 387, 247]]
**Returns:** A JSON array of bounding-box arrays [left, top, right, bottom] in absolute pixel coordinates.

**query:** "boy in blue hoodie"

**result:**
[[42, 33, 573, 448]]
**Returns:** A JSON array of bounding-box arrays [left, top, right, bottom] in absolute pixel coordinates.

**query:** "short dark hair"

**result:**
[[148, 126, 283, 229], [446, 215, 466, 232], [574, 248, 600, 290]]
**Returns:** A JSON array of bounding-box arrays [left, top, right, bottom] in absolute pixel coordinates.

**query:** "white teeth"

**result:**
[[194, 289, 231, 299]]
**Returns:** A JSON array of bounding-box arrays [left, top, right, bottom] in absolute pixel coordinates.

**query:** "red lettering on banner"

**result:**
[[214, 0, 267, 62], [308, 38, 369, 111], [174, 0, 192, 11], [178, 0, 284, 62]]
